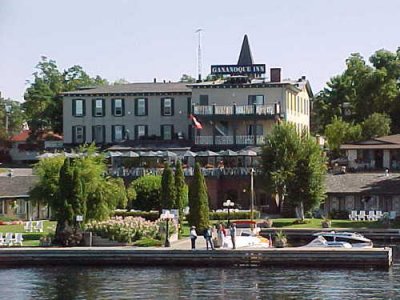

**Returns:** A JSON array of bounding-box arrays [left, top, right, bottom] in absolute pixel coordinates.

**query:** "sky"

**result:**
[[0, 0, 399, 101]]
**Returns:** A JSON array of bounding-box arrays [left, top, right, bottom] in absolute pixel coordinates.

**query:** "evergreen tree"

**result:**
[[188, 163, 209, 231], [160, 163, 176, 209], [175, 160, 188, 232]]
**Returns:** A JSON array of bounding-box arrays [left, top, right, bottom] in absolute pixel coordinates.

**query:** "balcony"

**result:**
[[193, 104, 277, 119], [195, 135, 265, 145]]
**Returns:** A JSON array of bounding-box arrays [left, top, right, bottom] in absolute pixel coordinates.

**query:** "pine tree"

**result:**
[[175, 160, 187, 232], [161, 163, 176, 209], [188, 163, 209, 232]]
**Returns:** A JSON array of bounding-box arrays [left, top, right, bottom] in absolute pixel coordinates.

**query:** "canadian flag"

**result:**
[[189, 114, 203, 129]]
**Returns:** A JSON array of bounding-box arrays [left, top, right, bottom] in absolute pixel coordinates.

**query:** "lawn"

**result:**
[[0, 221, 57, 247], [269, 218, 392, 229]]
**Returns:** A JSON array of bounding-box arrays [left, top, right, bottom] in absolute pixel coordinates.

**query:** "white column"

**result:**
[[383, 150, 391, 169]]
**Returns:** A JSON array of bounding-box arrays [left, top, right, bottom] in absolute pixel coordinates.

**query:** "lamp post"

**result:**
[[250, 168, 255, 222], [160, 210, 174, 247], [5, 104, 11, 135], [223, 199, 235, 225]]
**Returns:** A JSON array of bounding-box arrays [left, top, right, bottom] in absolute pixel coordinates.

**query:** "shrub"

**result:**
[[209, 211, 261, 221], [292, 219, 311, 225]]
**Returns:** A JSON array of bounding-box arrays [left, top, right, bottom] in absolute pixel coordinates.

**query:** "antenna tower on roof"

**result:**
[[195, 29, 203, 81]]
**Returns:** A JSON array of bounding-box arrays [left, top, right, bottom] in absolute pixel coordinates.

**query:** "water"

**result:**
[[1, 265, 400, 299]]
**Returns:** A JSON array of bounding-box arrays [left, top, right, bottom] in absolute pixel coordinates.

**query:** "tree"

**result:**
[[0, 96, 26, 142], [286, 137, 327, 220], [160, 163, 176, 209], [324, 116, 362, 157], [361, 113, 391, 139], [261, 122, 302, 213], [188, 163, 209, 231], [23, 57, 108, 136], [179, 74, 196, 83], [131, 175, 162, 211], [30, 144, 127, 244], [175, 160, 188, 232], [313, 48, 400, 135]]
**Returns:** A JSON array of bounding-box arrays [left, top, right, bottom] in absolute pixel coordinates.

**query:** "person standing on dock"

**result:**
[[230, 223, 237, 249], [203, 226, 214, 250], [190, 226, 197, 250]]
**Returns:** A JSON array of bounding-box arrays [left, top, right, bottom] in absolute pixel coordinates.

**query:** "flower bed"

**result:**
[[86, 216, 163, 244]]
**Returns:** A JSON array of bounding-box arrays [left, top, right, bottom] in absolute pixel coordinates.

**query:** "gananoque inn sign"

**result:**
[[211, 64, 266, 75]]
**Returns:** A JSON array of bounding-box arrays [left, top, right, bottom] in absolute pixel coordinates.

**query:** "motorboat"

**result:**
[[307, 231, 373, 248], [302, 235, 353, 248]]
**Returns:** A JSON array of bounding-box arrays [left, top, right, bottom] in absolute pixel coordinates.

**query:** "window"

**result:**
[[161, 125, 173, 140], [162, 98, 174, 116], [135, 125, 147, 139], [16, 200, 26, 215], [248, 95, 264, 105], [73, 99, 85, 117], [199, 95, 209, 105], [113, 125, 124, 142], [92, 125, 105, 143], [135, 98, 147, 116], [93, 99, 105, 117], [112, 99, 124, 116], [247, 124, 263, 136], [73, 126, 85, 144]]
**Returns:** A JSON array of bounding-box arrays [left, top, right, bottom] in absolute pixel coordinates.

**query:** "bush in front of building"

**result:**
[[209, 210, 261, 221], [113, 210, 160, 221]]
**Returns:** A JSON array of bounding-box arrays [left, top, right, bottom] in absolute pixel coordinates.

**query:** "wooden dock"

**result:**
[[0, 247, 392, 269]]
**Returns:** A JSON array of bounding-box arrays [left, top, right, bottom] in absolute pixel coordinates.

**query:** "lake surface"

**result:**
[[1, 265, 400, 299]]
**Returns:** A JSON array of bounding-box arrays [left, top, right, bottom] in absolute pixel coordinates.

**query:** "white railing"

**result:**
[[193, 104, 275, 115], [236, 135, 255, 145], [215, 136, 234, 145], [215, 106, 233, 115], [193, 105, 213, 115], [256, 105, 274, 115], [256, 135, 266, 145], [195, 136, 214, 145], [235, 105, 254, 115]]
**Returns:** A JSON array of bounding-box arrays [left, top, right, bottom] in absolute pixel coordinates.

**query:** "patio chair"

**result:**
[[0, 233, 4, 246], [357, 210, 366, 221], [367, 211, 376, 221], [24, 221, 33, 232], [14, 233, 23, 246], [349, 210, 358, 221], [389, 211, 397, 220], [4, 233, 14, 246], [34, 221, 44, 233], [375, 210, 383, 220]]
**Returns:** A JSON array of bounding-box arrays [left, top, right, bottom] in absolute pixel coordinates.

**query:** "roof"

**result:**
[[10, 130, 30, 142], [0, 176, 39, 199], [237, 35, 254, 65], [62, 82, 191, 96], [325, 173, 400, 195], [340, 134, 400, 150], [10, 130, 63, 143]]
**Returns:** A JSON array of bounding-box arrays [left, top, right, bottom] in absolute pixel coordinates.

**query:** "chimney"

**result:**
[[153, 78, 157, 83], [270, 68, 281, 83]]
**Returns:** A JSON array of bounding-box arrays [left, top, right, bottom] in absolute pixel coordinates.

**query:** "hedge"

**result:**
[[209, 211, 260, 221], [113, 211, 160, 221]]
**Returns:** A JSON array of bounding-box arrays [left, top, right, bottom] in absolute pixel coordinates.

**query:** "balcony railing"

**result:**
[[193, 104, 276, 116], [195, 135, 265, 145]]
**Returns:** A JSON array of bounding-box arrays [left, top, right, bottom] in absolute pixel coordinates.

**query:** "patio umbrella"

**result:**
[[140, 151, 158, 157], [105, 151, 123, 158], [196, 150, 218, 157], [121, 151, 139, 158], [237, 149, 257, 156], [162, 150, 177, 158], [218, 149, 238, 156], [183, 150, 197, 157]]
